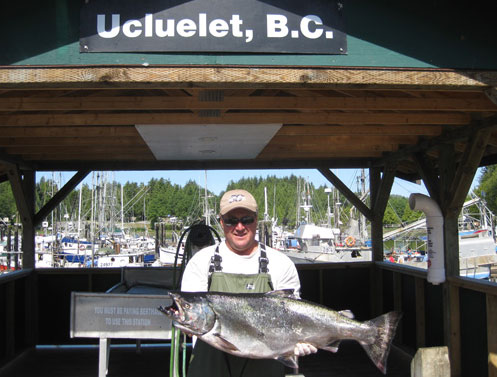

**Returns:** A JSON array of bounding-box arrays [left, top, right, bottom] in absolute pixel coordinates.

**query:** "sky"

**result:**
[[36, 168, 484, 198]]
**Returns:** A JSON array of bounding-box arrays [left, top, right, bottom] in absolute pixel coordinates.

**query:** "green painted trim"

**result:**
[[10, 36, 435, 68]]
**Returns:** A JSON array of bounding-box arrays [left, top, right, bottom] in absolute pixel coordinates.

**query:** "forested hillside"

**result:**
[[0, 173, 429, 230]]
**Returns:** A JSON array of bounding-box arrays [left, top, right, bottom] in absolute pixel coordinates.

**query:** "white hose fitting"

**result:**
[[409, 193, 445, 285]]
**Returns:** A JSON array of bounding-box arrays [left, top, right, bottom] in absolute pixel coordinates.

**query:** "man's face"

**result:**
[[221, 208, 258, 255]]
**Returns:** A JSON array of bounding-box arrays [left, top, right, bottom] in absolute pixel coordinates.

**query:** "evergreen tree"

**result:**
[[475, 165, 497, 215], [0, 181, 16, 221], [0, 172, 447, 234]]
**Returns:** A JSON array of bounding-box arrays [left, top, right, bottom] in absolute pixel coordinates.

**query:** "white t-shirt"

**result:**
[[181, 241, 301, 296]]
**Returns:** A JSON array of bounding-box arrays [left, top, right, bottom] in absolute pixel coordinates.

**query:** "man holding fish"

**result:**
[[181, 189, 317, 377]]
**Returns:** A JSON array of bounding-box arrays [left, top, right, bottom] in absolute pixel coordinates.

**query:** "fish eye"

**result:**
[[184, 303, 191, 309]]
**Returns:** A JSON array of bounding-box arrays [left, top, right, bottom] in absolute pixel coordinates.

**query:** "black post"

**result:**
[[155, 223, 160, 257], [14, 227, 19, 270], [7, 226, 12, 269]]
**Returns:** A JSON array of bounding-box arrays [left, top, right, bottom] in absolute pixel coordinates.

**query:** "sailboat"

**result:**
[[284, 177, 372, 263]]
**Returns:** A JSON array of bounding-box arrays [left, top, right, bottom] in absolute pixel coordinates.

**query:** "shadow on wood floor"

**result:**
[[0, 341, 411, 377]]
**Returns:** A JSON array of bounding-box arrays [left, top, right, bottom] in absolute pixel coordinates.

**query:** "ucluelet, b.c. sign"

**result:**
[[80, 0, 346, 54]]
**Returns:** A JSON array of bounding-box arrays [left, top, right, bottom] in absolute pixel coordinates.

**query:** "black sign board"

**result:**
[[80, 0, 346, 54]]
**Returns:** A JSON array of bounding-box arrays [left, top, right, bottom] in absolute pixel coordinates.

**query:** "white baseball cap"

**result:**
[[219, 189, 258, 215]]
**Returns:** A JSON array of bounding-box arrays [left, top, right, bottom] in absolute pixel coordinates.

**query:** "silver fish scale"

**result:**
[[203, 293, 377, 359], [163, 291, 402, 373]]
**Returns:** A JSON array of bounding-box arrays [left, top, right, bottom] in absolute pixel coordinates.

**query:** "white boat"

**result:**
[[157, 245, 183, 266], [458, 228, 497, 278], [293, 223, 337, 252], [282, 178, 372, 263], [97, 252, 146, 268]]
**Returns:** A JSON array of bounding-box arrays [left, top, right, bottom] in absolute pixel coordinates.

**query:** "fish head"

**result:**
[[159, 292, 216, 336]]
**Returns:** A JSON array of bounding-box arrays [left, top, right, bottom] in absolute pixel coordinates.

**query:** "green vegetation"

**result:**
[[474, 165, 497, 215], [0, 173, 440, 232]]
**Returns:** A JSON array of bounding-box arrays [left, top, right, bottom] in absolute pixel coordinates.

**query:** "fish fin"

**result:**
[[276, 355, 299, 369], [265, 289, 296, 298], [212, 334, 240, 352], [321, 340, 341, 353], [361, 311, 402, 375], [338, 309, 355, 319]]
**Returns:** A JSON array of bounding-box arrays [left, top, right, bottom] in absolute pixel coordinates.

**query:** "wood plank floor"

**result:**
[[0, 341, 411, 377]]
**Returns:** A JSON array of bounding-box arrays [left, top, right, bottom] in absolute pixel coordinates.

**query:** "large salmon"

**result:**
[[159, 290, 401, 374]]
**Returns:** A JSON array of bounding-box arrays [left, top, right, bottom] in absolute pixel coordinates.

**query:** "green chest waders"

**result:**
[[186, 244, 285, 377]]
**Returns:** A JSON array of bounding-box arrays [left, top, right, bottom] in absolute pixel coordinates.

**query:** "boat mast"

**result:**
[[77, 183, 82, 239], [264, 186, 269, 222], [303, 179, 312, 224], [332, 175, 339, 229], [204, 170, 210, 226], [360, 168, 368, 241], [325, 187, 332, 227], [273, 185, 276, 222], [121, 183, 124, 237], [90, 172, 96, 267], [296, 178, 301, 226]]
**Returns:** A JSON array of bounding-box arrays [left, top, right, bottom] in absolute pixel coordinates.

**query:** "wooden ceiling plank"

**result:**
[[262, 143, 399, 153], [5, 145, 152, 154], [21, 153, 156, 161], [257, 151, 384, 159], [0, 95, 495, 111], [278, 124, 444, 136], [0, 112, 472, 126], [0, 126, 139, 138], [269, 135, 419, 145], [0, 136, 145, 147]]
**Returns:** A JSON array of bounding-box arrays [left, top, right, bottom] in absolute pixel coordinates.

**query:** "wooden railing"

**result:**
[[377, 261, 497, 377], [1, 263, 496, 376]]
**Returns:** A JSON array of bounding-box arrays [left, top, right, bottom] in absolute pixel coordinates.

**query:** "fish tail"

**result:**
[[360, 311, 402, 374]]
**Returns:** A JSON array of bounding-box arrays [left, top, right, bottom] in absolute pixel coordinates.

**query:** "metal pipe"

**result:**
[[409, 193, 445, 285]]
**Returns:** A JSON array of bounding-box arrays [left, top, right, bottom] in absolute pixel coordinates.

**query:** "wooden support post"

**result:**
[[444, 283, 461, 377], [370, 167, 382, 263], [5, 282, 15, 358], [488, 293, 497, 377], [413, 152, 441, 204], [393, 272, 403, 344], [21, 170, 36, 269], [439, 142, 461, 377], [25, 272, 38, 347], [415, 277, 426, 349], [369, 167, 382, 318], [369, 265, 383, 317], [439, 123, 491, 376], [435, 123, 491, 377], [8, 167, 36, 269]]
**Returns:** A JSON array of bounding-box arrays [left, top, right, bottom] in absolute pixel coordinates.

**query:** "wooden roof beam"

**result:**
[[0, 95, 495, 112], [0, 111, 471, 126], [1, 67, 496, 90], [318, 167, 374, 221], [33, 170, 90, 227]]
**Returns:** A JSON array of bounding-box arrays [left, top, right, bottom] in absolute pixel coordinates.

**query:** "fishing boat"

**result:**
[[282, 177, 372, 263]]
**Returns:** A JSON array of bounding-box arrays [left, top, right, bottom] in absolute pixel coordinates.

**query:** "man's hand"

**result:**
[[294, 342, 318, 356]]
